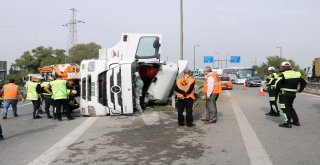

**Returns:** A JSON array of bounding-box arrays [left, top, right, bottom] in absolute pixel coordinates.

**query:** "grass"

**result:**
[[152, 105, 175, 112]]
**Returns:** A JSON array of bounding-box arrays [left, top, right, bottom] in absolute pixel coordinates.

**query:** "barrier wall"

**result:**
[[304, 82, 320, 95]]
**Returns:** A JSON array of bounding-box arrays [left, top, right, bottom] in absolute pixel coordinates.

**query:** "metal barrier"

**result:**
[[304, 82, 320, 95]]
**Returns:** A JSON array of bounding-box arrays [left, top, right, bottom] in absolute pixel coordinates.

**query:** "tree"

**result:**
[[13, 46, 67, 73], [9, 46, 67, 85], [253, 56, 305, 78], [67, 42, 102, 64]]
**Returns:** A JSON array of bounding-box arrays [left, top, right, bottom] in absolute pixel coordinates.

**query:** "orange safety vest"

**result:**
[[202, 73, 222, 94], [176, 77, 195, 99], [3, 83, 19, 100]]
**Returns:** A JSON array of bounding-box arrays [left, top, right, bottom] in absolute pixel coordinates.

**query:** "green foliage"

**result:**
[[253, 56, 305, 78], [13, 46, 67, 73], [67, 42, 102, 64], [6, 70, 28, 86], [9, 46, 67, 85]]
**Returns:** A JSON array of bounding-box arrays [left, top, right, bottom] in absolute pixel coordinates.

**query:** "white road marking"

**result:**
[[17, 102, 32, 107], [27, 117, 98, 165], [6, 102, 32, 110], [301, 93, 320, 98], [226, 91, 273, 165]]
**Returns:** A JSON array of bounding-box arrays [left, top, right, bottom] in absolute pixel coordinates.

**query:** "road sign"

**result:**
[[204, 56, 214, 63], [230, 56, 240, 63]]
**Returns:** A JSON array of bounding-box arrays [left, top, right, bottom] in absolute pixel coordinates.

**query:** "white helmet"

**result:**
[[281, 61, 291, 67], [47, 76, 54, 80], [268, 67, 275, 71]]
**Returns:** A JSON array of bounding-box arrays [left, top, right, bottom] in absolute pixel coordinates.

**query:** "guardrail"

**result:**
[[304, 82, 320, 95]]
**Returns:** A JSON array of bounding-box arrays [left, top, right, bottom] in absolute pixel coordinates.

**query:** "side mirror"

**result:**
[[153, 39, 161, 49]]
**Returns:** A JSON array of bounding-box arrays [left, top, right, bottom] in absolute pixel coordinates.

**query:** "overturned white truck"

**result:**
[[80, 33, 186, 116]]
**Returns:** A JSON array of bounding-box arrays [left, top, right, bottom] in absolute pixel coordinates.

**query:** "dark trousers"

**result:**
[[279, 92, 298, 123], [44, 96, 54, 117], [0, 124, 3, 137], [176, 98, 194, 125], [268, 89, 279, 113], [53, 99, 71, 120], [32, 100, 41, 117]]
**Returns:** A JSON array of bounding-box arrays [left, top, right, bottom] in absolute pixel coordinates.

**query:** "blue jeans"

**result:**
[[2, 100, 18, 116]]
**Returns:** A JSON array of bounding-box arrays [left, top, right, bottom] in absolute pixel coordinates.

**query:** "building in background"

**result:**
[[0, 61, 7, 82]]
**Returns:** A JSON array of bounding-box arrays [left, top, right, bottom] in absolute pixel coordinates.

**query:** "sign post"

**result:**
[[204, 56, 215, 68], [230, 56, 241, 63]]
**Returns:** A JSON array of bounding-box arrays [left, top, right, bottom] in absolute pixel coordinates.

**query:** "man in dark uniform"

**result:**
[[174, 69, 196, 127], [41, 76, 54, 119], [44, 75, 74, 121], [265, 66, 280, 116], [0, 124, 4, 140], [275, 61, 307, 128]]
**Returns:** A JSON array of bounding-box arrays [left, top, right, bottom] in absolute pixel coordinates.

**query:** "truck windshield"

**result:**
[[135, 37, 160, 59]]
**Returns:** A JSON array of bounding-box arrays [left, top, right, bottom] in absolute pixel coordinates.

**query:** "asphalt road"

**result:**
[[0, 85, 319, 165]]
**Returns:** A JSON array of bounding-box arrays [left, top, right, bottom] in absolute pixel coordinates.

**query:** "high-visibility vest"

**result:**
[[202, 73, 222, 94], [51, 80, 68, 100], [41, 82, 51, 96], [280, 70, 302, 93], [266, 73, 278, 86], [3, 83, 19, 100], [176, 77, 195, 99], [26, 81, 39, 100]]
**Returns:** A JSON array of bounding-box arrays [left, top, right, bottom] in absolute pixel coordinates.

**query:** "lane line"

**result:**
[[17, 102, 32, 107], [301, 93, 320, 98], [226, 91, 273, 165], [27, 117, 98, 165], [5, 102, 32, 110]]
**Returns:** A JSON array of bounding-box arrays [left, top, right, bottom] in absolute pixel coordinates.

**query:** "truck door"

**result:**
[[107, 63, 134, 115]]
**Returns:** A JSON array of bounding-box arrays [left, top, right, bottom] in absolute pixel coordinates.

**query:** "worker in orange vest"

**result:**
[[0, 79, 25, 119], [201, 66, 222, 124], [174, 69, 196, 127]]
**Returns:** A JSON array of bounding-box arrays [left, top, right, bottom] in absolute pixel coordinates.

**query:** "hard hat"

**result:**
[[47, 76, 54, 80], [281, 61, 291, 67], [268, 67, 275, 71]]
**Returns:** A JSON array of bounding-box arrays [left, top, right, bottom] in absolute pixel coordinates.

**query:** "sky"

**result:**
[[1, 0, 320, 70]]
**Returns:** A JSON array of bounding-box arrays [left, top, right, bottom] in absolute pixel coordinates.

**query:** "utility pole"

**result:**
[[180, 0, 184, 60], [63, 8, 85, 54], [276, 46, 282, 58], [193, 45, 200, 71]]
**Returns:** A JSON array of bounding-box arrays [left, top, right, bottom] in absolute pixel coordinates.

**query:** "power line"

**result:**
[[62, 8, 84, 53]]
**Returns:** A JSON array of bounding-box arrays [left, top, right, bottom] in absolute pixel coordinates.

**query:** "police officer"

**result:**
[[41, 76, 54, 119], [265, 66, 280, 116], [44, 75, 74, 121], [275, 62, 307, 128], [26, 76, 43, 119], [175, 69, 196, 127], [0, 123, 4, 141]]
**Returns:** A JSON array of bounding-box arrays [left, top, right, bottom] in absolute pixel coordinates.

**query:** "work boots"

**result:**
[[265, 111, 280, 116], [291, 121, 301, 126], [279, 123, 292, 128]]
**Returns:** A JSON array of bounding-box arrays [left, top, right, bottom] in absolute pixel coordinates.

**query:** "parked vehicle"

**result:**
[[219, 76, 233, 90], [245, 76, 262, 87]]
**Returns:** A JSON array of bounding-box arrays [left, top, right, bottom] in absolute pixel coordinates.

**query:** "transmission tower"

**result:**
[[63, 8, 85, 52]]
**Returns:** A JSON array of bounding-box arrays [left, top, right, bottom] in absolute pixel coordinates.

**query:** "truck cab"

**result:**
[[80, 33, 180, 116]]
